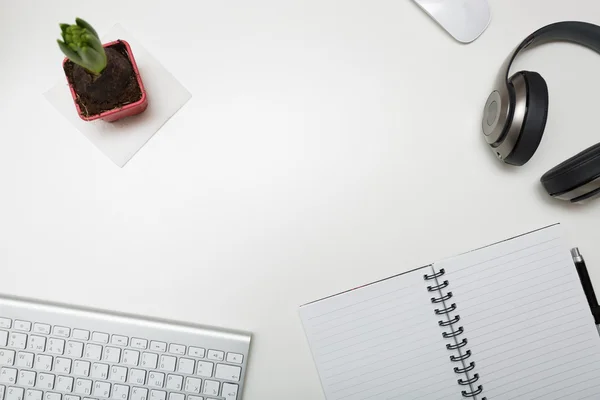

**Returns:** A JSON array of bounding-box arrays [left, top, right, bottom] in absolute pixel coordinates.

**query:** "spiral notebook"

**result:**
[[299, 224, 600, 400]]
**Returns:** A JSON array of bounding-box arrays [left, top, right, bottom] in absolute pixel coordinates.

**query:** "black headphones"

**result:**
[[482, 21, 600, 203]]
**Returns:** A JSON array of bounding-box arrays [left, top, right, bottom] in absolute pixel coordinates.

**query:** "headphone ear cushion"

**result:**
[[541, 143, 600, 199], [504, 71, 549, 166]]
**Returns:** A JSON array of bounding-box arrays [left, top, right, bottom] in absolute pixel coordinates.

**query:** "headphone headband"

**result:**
[[484, 21, 600, 156], [497, 21, 600, 89], [482, 21, 600, 203]]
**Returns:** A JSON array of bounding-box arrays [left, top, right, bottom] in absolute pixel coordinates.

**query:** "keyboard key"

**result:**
[[149, 342, 166, 353], [48, 339, 65, 355], [122, 350, 139, 367], [150, 391, 165, 400], [128, 370, 146, 385], [109, 366, 127, 383], [44, 393, 60, 400], [168, 394, 184, 400], [0, 319, 11, 329], [195, 362, 213, 378], [184, 377, 201, 394], [168, 345, 185, 355], [34, 355, 53, 372], [0, 331, 7, 347], [214, 365, 241, 382], [91, 333, 108, 344], [202, 380, 219, 396], [103, 347, 121, 363], [206, 351, 223, 362], [14, 321, 31, 332], [130, 388, 147, 400], [54, 358, 71, 374], [111, 336, 128, 347], [8, 333, 27, 349], [6, 387, 24, 400], [16, 353, 33, 369], [187, 396, 203, 400], [27, 337, 46, 352], [84, 345, 102, 361], [130, 339, 147, 350], [177, 359, 194, 375], [225, 353, 243, 364], [72, 330, 89, 341], [141, 354, 157, 370], [72, 361, 90, 377], [147, 372, 164, 389], [25, 390, 42, 400], [0, 351, 15, 366], [0, 385, 4, 400], [36, 373, 54, 390], [56, 376, 74, 392], [20, 374, 36, 391], [187, 348, 205, 358], [93, 382, 110, 398], [74, 379, 92, 395], [66, 342, 83, 359], [159, 356, 175, 372], [165, 375, 182, 391], [221, 383, 238, 400], [64, 396, 79, 400], [33, 324, 51, 335], [53, 327, 70, 338], [0, 368, 17, 384], [91, 364, 108, 380], [112, 384, 128, 400]]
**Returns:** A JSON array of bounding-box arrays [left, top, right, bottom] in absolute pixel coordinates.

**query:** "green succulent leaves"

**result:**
[[57, 18, 107, 75]]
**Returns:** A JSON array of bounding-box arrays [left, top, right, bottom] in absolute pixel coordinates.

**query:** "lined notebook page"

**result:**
[[299, 268, 463, 400], [437, 224, 600, 400]]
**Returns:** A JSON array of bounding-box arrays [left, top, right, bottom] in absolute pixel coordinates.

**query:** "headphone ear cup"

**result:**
[[541, 143, 600, 200], [504, 71, 549, 166]]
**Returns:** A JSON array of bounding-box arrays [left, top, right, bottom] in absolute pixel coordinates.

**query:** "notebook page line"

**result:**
[[323, 336, 444, 378], [448, 258, 567, 303], [448, 247, 563, 282], [306, 284, 417, 321], [458, 271, 572, 317], [307, 294, 432, 334], [547, 381, 600, 400], [311, 302, 433, 343], [315, 319, 432, 357], [475, 322, 589, 361], [312, 303, 427, 337], [482, 342, 597, 390], [443, 236, 560, 278], [470, 291, 577, 332], [501, 363, 600, 399], [506, 367, 600, 400], [328, 349, 448, 393], [320, 331, 439, 369], [434, 224, 600, 400], [470, 311, 584, 348], [299, 267, 463, 400]]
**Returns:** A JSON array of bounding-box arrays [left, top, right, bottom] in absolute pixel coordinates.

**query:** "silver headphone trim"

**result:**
[[491, 73, 528, 161], [554, 177, 600, 202]]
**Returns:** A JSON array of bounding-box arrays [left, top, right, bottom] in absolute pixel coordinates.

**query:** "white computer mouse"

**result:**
[[413, 0, 491, 43]]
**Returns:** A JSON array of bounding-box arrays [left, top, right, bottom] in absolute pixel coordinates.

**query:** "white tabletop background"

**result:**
[[2, 0, 600, 398]]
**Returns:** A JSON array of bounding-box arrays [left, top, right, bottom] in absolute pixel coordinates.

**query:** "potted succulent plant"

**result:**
[[57, 18, 148, 122]]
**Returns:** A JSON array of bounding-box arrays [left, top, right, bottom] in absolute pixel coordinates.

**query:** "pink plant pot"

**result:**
[[63, 40, 148, 122]]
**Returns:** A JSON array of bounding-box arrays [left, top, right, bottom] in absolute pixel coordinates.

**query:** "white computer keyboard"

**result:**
[[0, 295, 251, 400]]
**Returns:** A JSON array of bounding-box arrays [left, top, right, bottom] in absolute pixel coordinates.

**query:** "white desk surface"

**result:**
[[2, 0, 600, 398]]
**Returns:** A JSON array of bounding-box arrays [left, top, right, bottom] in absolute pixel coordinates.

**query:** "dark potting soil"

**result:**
[[63, 41, 142, 117]]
